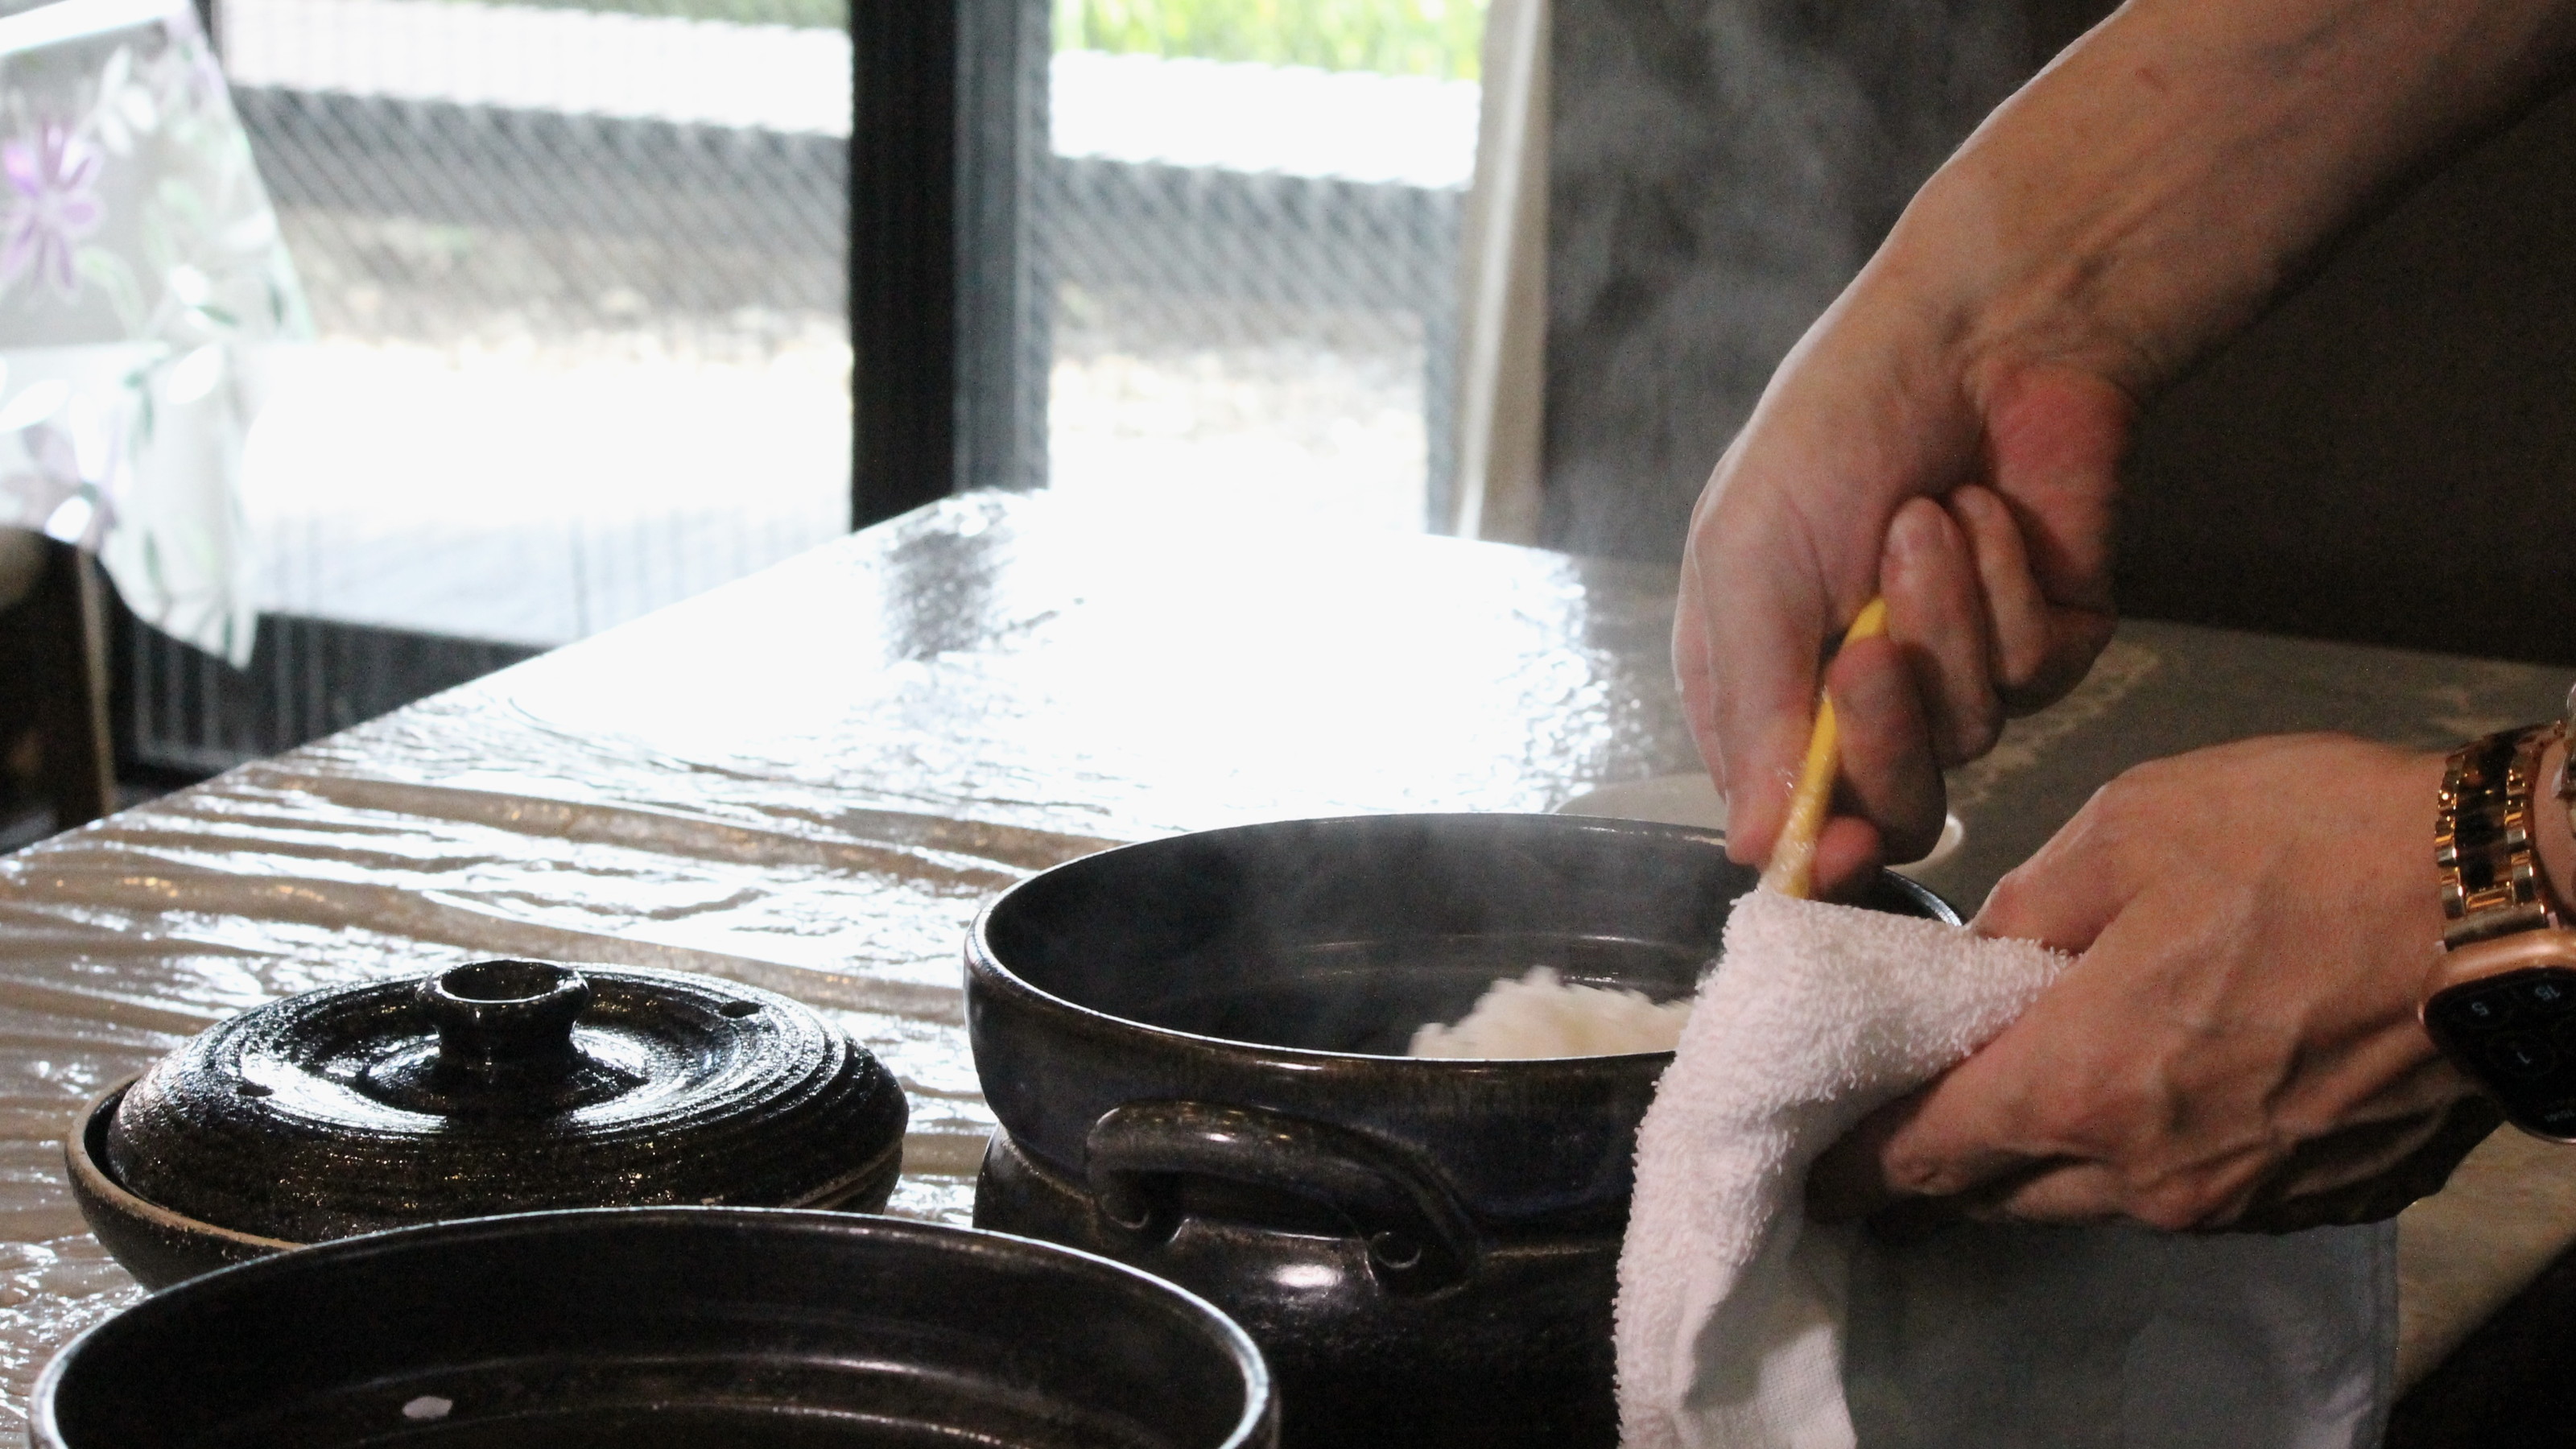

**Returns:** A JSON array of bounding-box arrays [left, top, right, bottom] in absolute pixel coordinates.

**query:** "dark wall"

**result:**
[[2120, 85, 2576, 667], [1544, 0, 2576, 668]]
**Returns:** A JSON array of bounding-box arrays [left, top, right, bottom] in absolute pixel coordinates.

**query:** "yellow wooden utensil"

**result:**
[[1760, 597, 1889, 899]]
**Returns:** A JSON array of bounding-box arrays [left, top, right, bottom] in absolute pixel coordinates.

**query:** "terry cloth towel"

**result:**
[[1615, 889, 2393, 1449]]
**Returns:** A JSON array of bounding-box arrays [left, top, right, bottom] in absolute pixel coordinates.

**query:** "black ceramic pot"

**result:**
[[967, 813, 1956, 1449], [33, 1207, 1277, 1449], [67, 960, 907, 1287]]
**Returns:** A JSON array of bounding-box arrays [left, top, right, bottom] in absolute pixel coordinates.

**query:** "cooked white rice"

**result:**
[[1408, 967, 1693, 1059]]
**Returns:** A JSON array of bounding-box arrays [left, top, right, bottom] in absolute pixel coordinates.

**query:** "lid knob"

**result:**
[[421, 962, 592, 1088]]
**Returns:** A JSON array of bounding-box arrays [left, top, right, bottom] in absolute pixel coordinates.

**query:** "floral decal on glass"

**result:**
[[2, 121, 105, 298], [0, 0, 312, 666]]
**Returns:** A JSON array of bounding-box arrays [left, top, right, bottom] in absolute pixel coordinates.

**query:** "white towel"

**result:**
[[1616, 889, 2393, 1449]]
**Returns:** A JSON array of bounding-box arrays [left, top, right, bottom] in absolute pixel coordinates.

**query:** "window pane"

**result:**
[[122, 0, 853, 766], [1038, 0, 1481, 533], [225, 0, 852, 646]]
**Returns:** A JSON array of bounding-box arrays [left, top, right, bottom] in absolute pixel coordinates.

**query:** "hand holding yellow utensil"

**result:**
[[1760, 597, 1889, 899]]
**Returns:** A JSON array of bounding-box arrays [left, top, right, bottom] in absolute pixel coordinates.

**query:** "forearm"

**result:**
[[1866, 0, 2576, 401]]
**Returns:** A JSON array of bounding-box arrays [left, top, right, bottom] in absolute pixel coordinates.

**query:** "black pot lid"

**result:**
[[104, 960, 907, 1244]]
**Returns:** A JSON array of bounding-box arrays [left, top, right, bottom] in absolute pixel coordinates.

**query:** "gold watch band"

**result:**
[[2439, 723, 2563, 951]]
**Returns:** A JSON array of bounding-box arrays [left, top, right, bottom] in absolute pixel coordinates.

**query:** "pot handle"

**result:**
[[1084, 1100, 1479, 1294]]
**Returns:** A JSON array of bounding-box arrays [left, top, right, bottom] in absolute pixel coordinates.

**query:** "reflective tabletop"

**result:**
[[0, 486, 2567, 1434]]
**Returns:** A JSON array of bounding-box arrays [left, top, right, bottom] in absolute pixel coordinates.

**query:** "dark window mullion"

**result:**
[[851, 0, 1044, 526], [849, 0, 960, 527]]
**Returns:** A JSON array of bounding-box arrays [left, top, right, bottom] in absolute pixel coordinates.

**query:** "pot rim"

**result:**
[[65, 1077, 304, 1255], [70, 1061, 912, 1272], [968, 811, 1955, 1067], [31, 1205, 1275, 1449]]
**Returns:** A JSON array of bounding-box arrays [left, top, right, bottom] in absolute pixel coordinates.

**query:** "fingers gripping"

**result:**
[[1679, 363, 2125, 869], [1967, 365, 2128, 712], [1881, 497, 2001, 767], [1823, 635, 1947, 864], [1684, 537, 1839, 869], [1977, 365, 2128, 614]]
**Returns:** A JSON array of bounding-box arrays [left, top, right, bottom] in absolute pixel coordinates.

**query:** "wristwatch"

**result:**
[[2421, 721, 2576, 1141]]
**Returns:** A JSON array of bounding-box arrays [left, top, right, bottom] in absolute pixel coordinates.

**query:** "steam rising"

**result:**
[[1543, 0, 2041, 558]]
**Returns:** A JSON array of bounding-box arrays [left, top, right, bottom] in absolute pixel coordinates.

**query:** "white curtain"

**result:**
[[1447, 0, 1548, 544]]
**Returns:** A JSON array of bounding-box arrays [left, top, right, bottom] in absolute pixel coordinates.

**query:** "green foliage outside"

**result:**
[[1057, 0, 1486, 79]]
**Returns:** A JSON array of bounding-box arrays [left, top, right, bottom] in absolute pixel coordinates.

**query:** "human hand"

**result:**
[[1675, 320, 2129, 888], [1806, 733, 2501, 1234]]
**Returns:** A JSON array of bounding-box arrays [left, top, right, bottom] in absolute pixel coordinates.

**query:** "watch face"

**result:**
[[2426, 967, 2576, 1138]]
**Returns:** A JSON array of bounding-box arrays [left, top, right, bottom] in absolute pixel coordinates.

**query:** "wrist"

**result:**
[[2421, 724, 2576, 1140], [2539, 734, 2576, 921], [1876, 161, 2167, 407], [1864, 30, 2268, 407]]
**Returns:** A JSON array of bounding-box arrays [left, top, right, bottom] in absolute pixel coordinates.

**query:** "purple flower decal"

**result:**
[[1, 122, 105, 299]]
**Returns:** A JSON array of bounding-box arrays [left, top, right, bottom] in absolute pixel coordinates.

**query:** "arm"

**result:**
[[1685, 0, 2576, 879]]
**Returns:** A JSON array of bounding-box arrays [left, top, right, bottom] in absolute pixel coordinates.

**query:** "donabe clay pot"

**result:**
[[68, 960, 906, 1287], [968, 812, 1955, 1449], [35, 1208, 1276, 1449]]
